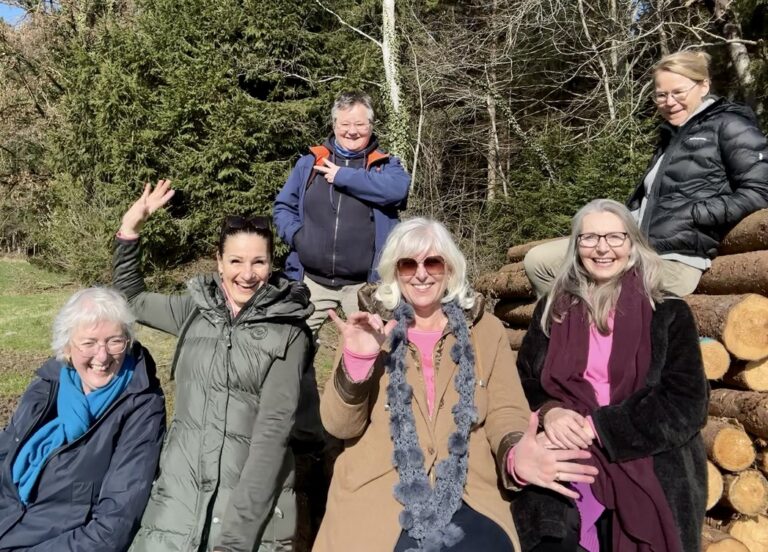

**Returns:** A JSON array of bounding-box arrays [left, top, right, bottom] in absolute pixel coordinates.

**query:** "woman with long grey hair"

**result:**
[[515, 199, 708, 551], [314, 217, 597, 552]]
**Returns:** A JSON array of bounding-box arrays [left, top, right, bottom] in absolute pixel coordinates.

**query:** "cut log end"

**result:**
[[721, 470, 768, 515], [702, 418, 756, 472], [702, 524, 749, 552], [725, 357, 768, 392], [728, 514, 768, 552], [701, 339, 731, 380], [707, 460, 724, 511]]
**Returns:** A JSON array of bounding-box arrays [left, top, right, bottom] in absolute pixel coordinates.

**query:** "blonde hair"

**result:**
[[542, 199, 665, 335], [375, 217, 474, 311], [653, 50, 711, 82]]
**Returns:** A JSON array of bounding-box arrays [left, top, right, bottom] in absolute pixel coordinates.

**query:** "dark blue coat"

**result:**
[[273, 141, 410, 283], [0, 343, 165, 551]]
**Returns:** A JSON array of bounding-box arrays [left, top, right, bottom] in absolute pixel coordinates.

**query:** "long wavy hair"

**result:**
[[542, 199, 665, 335]]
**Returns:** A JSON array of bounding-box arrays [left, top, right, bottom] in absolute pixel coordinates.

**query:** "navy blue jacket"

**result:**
[[0, 343, 165, 551], [273, 140, 410, 283]]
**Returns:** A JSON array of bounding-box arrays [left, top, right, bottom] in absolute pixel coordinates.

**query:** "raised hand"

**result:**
[[327, 310, 396, 356], [512, 413, 599, 500], [119, 179, 175, 236], [313, 158, 341, 184], [543, 406, 595, 450]]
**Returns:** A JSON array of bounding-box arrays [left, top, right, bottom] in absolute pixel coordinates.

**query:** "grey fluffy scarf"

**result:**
[[387, 299, 477, 552]]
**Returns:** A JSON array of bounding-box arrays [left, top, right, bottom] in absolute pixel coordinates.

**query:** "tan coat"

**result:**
[[314, 309, 530, 552]]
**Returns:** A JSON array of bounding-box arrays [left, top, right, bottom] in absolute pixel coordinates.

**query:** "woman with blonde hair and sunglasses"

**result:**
[[314, 217, 598, 552], [112, 180, 314, 552], [525, 49, 768, 298], [515, 199, 708, 551]]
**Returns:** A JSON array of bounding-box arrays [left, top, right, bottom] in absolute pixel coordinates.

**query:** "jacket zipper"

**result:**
[[330, 157, 349, 285]]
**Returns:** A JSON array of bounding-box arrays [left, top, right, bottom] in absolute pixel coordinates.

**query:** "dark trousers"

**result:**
[[393, 502, 514, 552], [530, 509, 612, 552]]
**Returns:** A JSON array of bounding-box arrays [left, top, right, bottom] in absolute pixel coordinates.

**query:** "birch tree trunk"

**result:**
[[381, 0, 410, 165]]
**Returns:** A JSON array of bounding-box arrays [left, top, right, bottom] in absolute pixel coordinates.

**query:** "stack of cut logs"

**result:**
[[475, 209, 768, 552]]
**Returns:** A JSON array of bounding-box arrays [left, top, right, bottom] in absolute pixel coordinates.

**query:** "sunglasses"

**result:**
[[396, 256, 446, 277], [222, 215, 272, 232]]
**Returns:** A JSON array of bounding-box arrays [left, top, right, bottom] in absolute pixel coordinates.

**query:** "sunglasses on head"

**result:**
[[396, 256, 446, 277], [222, 215, 272, 232]]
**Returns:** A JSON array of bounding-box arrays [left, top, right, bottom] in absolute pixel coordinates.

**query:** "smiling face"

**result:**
[[654, 69, 709, 127], [397, 249, 449, 316], [217, 232, 271, 309], [578, 212, 632, 284], [333, 103, 373, 152], [66, 320, 128, 394]]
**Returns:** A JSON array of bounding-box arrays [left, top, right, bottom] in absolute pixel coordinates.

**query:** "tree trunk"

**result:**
[[701, 338, 731, 380], [721, 470, 768, 515], [724, 357, 768, 392], [494, 300, 537, 327], [475, 262, 534, 299], [685, 294, 768, 360], [381, 0, 409, 163], [709, 388, 768, 440], [702, 524, 749, 552], [719, 209, 768, 255], [695, 251, 768, 296], [707, 460, 724, 511], [507, 237, 561, 262], [728, 514, 768, 552], [701, 417, 756, 472]]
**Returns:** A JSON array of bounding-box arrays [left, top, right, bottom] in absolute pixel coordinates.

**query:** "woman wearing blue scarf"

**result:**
[[0, 287, 165, 551]]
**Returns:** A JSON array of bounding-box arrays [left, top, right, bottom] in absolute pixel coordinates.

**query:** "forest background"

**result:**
[[1, 0, 767, 285]]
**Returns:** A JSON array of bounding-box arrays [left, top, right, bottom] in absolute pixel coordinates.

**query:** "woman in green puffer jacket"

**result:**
[[114, 180, 314, 552]]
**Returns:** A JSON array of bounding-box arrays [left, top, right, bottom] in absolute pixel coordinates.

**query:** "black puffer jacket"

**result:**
[[627, 97, 768, 259]]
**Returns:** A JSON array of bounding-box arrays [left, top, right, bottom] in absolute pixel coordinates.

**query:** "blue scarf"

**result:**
[[12, 356, 135, 504], [332, 140, 366, 159]]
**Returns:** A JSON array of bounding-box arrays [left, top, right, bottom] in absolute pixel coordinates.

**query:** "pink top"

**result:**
[[343, 328, 442, 416]]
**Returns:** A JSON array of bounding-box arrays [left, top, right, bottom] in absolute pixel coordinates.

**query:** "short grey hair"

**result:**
[[331, 91, 375, 126], [51, 287, 136, 360], [375, 217, 474, 310]]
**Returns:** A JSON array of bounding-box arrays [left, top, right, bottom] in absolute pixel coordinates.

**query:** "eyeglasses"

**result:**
[[335, 122, 371, 132], [577, 232, 629, 248], [222, 215, 272, 232], [653, 82, 699, 104], [71, 337, 129, 357], [396, 256, 446, 277]]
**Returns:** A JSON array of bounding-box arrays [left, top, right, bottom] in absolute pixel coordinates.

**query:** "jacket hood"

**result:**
[[357, 282, 485, 325], [187, 272, 314, 324], [35, 341, 158, 395]]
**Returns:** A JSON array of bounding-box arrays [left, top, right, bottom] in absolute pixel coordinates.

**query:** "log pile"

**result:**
[[475, 209, 768, 550]]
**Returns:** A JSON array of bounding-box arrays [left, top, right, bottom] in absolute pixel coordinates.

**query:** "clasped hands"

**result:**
[[513, 407, 599, 500]]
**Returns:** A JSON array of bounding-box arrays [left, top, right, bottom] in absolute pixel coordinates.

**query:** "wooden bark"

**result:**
[[685, 294, 768, 360], [494, 300, 537, 327], [702, 417, 756, 472], [475, 262, 534, 299], [507, 237, 560, 263], [729, 514, 768, 552], [506, 328, 527, 351], [725, 358, 768, 392], [701, 338, 731, 380], [720, 209, 768, 255], [702, 524, 749, 552], [710, 389, 768, 440], [758, 450, 768, 477], [708, 460, 724, 511], [696, 252, 768, 296], [721, 470, 768, 515]]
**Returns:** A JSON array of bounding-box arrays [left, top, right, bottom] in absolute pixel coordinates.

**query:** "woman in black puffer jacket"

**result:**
[[525, 50, 768, 298]]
